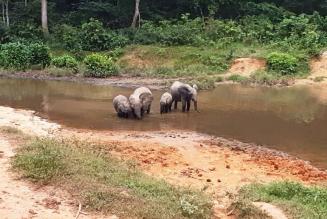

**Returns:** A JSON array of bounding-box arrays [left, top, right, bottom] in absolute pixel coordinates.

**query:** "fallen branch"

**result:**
[[75, 201, 82, 219], [227, 206, 236, 216]]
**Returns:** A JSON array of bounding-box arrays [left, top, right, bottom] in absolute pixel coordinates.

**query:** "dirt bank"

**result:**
[[0, 71, 171, 90], [1, 106, 326, 218], [226, 57, 266, 77]]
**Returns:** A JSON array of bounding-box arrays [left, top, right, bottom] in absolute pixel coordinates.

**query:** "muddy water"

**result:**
[[0, 78, 327, 169]]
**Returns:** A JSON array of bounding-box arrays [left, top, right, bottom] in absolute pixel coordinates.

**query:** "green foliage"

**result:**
[[83, 53, 118, 77], [267, 52, 298, 75], [8, 23, 44, 43], [51, 55, 78, 72], [80, 18, 108, 51], [0, 42, 31, 70], [28, 43, 51, 67], [235, 181, 327, 219], [134, 15, 206, 46], [56, 20, 129, 52], [0, 42, 50, 70], [56, 24, 82, 52], [12, 137, 212, 218]]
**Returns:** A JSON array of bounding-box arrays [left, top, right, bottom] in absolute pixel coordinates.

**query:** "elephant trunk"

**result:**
[[134, 109, 142, 119], [194, 100, 198, 112]]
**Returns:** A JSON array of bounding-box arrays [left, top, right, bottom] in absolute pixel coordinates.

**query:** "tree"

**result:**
[[41, 0, 48, 36], [1, 0, 9, 27], [131, 0, 140, 28]]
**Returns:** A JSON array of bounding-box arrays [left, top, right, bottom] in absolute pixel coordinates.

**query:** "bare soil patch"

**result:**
[[310, 52, 327, 78], [227, 58, 266, 77]]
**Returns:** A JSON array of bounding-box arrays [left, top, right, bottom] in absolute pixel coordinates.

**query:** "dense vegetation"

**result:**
[[1, 1, 327, 82]]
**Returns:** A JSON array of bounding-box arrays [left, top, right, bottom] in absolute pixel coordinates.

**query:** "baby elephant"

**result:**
[[113, 95, 133, 118], [160, 92, 173, 114]]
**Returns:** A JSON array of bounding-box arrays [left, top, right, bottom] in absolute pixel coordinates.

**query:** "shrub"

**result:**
[[8, 23, 43, 43], [267, 52, 298, 75], [52, 55, 78, 72], [56, 24, 82, 52], [28, 43, 51, 67], [134, 15, 205, 46], [0, 42, 31, 70], [83, 54, 118, 77], [0, 42, 51, 70]]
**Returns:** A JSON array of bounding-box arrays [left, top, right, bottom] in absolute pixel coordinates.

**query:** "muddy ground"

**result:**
[[0, 106, 326, 218]]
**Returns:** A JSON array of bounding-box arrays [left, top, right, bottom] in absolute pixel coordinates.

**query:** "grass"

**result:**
[[12, 138, 212, 218], [227, 74, 248, 83], [232, 181, 327, 219], [117, 45, 232, 77]]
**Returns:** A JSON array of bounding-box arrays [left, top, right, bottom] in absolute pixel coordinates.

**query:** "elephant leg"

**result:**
[[147, 104, 151, 114], [174, 100, 178, 109], [182, 99, 186, 112], [186, 100, 191, 112], [168, 103, 172, 112]]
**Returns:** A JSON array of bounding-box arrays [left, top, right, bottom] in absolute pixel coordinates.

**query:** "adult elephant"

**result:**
[[170, 81, 198, 112], [129, 87, 153, 119]]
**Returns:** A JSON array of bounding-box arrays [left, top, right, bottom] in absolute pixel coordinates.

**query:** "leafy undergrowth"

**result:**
[[233, 181, 327, 219], [12, 138, 212, 218]]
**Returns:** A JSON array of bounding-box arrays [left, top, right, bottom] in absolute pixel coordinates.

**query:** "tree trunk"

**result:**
[[131, 0, 140, 28], [5, 0, 8, 27], [25, 0, 27, 7], [41, 0, 49, 36], [2, 1, 5, 24]]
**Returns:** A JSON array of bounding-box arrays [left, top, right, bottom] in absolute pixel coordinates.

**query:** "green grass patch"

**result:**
[[227, 74, 248, 83], [12, 138, 212, 218], [233, 181, 327, 219]]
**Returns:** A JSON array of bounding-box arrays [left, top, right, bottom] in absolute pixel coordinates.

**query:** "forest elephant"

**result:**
[[129, 87, 154, 119], [113, 95, 133, 118], [160, 92, 173, 114], [170, 81, 198, 112]]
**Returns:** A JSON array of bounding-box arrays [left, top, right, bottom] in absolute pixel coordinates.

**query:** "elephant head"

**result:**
[[129, 96, 142, 119], [192, 84, 198, 111], [178, 84, 198, 112]]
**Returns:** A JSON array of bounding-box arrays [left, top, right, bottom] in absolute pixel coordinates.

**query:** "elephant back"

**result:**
[[170, 81, 184, 100]]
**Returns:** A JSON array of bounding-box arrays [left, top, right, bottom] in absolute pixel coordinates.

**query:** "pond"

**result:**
[[0, 78, 326, 169]]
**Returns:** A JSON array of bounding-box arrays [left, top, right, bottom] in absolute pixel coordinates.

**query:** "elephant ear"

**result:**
[[140, 93, 153, 104], [178, 86, 192, 99]]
